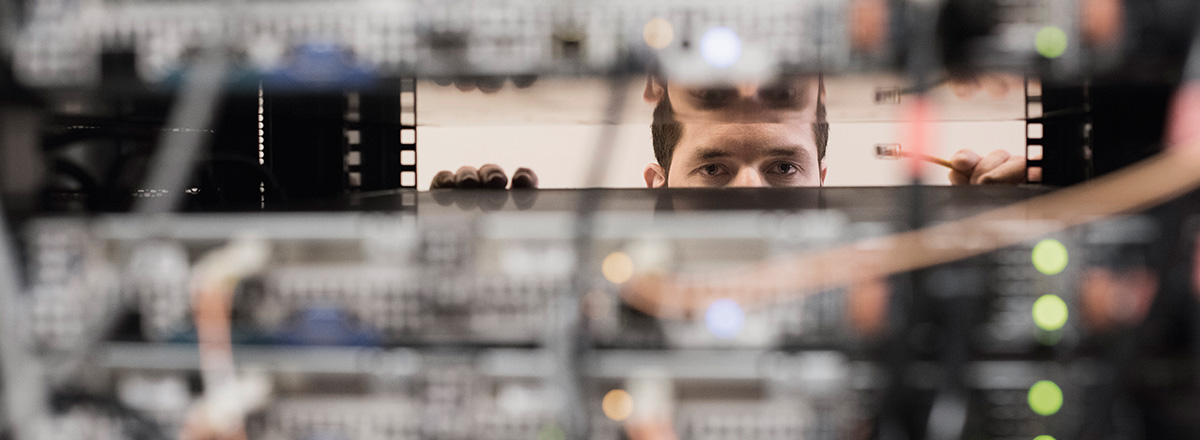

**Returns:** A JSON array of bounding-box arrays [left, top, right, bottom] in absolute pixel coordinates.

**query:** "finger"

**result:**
[[454, 77, 477, 92], [478, 164, 509, 189], [980, 74, 1011, 99], [949, 76, 980, 99], [454, 166, 482, 188], [511, 75, 538, 88], [948, 149, 982, 174], [948, 169, 971, 186], [510, 167, 539, 189], [430, 170, 456, 189], [476, 77, 505, 94], [1002, 74, 1025, 94], [975, 156, 1025, 184], [971, 150, 1011, 184], [432, 77, 455, 87]]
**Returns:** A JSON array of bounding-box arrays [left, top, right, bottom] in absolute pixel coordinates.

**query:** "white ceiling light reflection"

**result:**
[[705, 299, 745, 339], [700, 27, 742, 68]]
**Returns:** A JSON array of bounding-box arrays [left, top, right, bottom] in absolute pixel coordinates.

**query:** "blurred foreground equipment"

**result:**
[[3, 0, 1200, 440], [3, 187, 1200, 439]]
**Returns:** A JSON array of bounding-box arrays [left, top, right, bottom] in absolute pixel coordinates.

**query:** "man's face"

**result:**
[[666, 122, 822, 187], [645, 76, 826, 188]]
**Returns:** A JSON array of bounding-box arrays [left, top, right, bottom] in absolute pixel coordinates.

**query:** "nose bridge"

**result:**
[[737, 81, 760, 98], [730, 167, 767, 187]]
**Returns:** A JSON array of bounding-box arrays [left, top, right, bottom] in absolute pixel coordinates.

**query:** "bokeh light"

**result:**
[[1034, 436, 1056, 440], [1032, 239, 1069, 275], [1035, 329, 1064, 346], [1028, 380, 1064, 416], [700, 27, 741, 68], [643, 18, 674, 49], [705, 299, 745, 339], [1036, 26, 1069, 59], [1032, 294, 1069, 331], [602, 252, 634, 284], [601, 389, 634, 421], [537, 424, 565, 440]]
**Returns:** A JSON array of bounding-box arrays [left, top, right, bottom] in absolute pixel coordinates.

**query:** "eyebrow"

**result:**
[[758, 84, 810, 109], [691, 146, 809, 161], [696, 148, 731, 160], [683, 82, 812, 110], [685, 89, 738, 110]]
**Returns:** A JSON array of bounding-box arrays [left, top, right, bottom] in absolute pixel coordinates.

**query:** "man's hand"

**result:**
[[430, 165, 539, 189], [947, 73, 1023, 99], [948, 149, 1025, 185], [432, 76, 538, 94]]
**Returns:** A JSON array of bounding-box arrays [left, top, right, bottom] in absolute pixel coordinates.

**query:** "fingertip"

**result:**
[[949, 77, 980, 99], [485, 175, 508, 188], [455, 166, 482, 188], [478, 163, 508, 189], [477, 77, 504, 94], [976, 156, 1026, 185], [948, 170, 970, 186], [982, 75, 1011, 99], [511, 75, 537, 88], [511, 167, 539, 189], [430, 170, 456, 189], [454, 78, 478, 93], [985, 149, 1012, 161], [949, 149, 981, 171]]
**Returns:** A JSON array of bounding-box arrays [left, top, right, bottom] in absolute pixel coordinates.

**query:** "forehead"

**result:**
[[672, 122, 817, 162], [665, 76, 821, 124]]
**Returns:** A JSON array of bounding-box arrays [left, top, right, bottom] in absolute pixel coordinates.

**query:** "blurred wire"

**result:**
[[556, 73, 633, 440], [621, 140, 1200, 318], [1166, 16, 1200, 149], [1184, 16, 1200, 81], [183, 239, 270, 440], [925, 393, 968, 440], [0, 0, 16, 55], [51, 389, 169, 440], [0, 196, 49, 439], [134, 51, 229, 213]]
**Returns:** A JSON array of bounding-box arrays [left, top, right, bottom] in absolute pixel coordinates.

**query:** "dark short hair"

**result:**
[[651, 78, 828, 173]]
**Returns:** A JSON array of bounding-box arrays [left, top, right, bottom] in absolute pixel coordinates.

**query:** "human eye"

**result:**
[[758, 84, 801, 108], [698, 164, 727, 176], [767, 162, 801, 175], [687, 88, 737, 108]]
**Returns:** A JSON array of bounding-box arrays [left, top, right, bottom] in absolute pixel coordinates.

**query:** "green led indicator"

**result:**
[[1032, 294, 1069, 331], [1034, 436, 1056, 440], [1036, 27, 1069, 59], [1036, 329, 1064, 346], [1032, 239, 1069, 275], [538, 424, 566, 440], [1028, 380, 1064, 416]]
